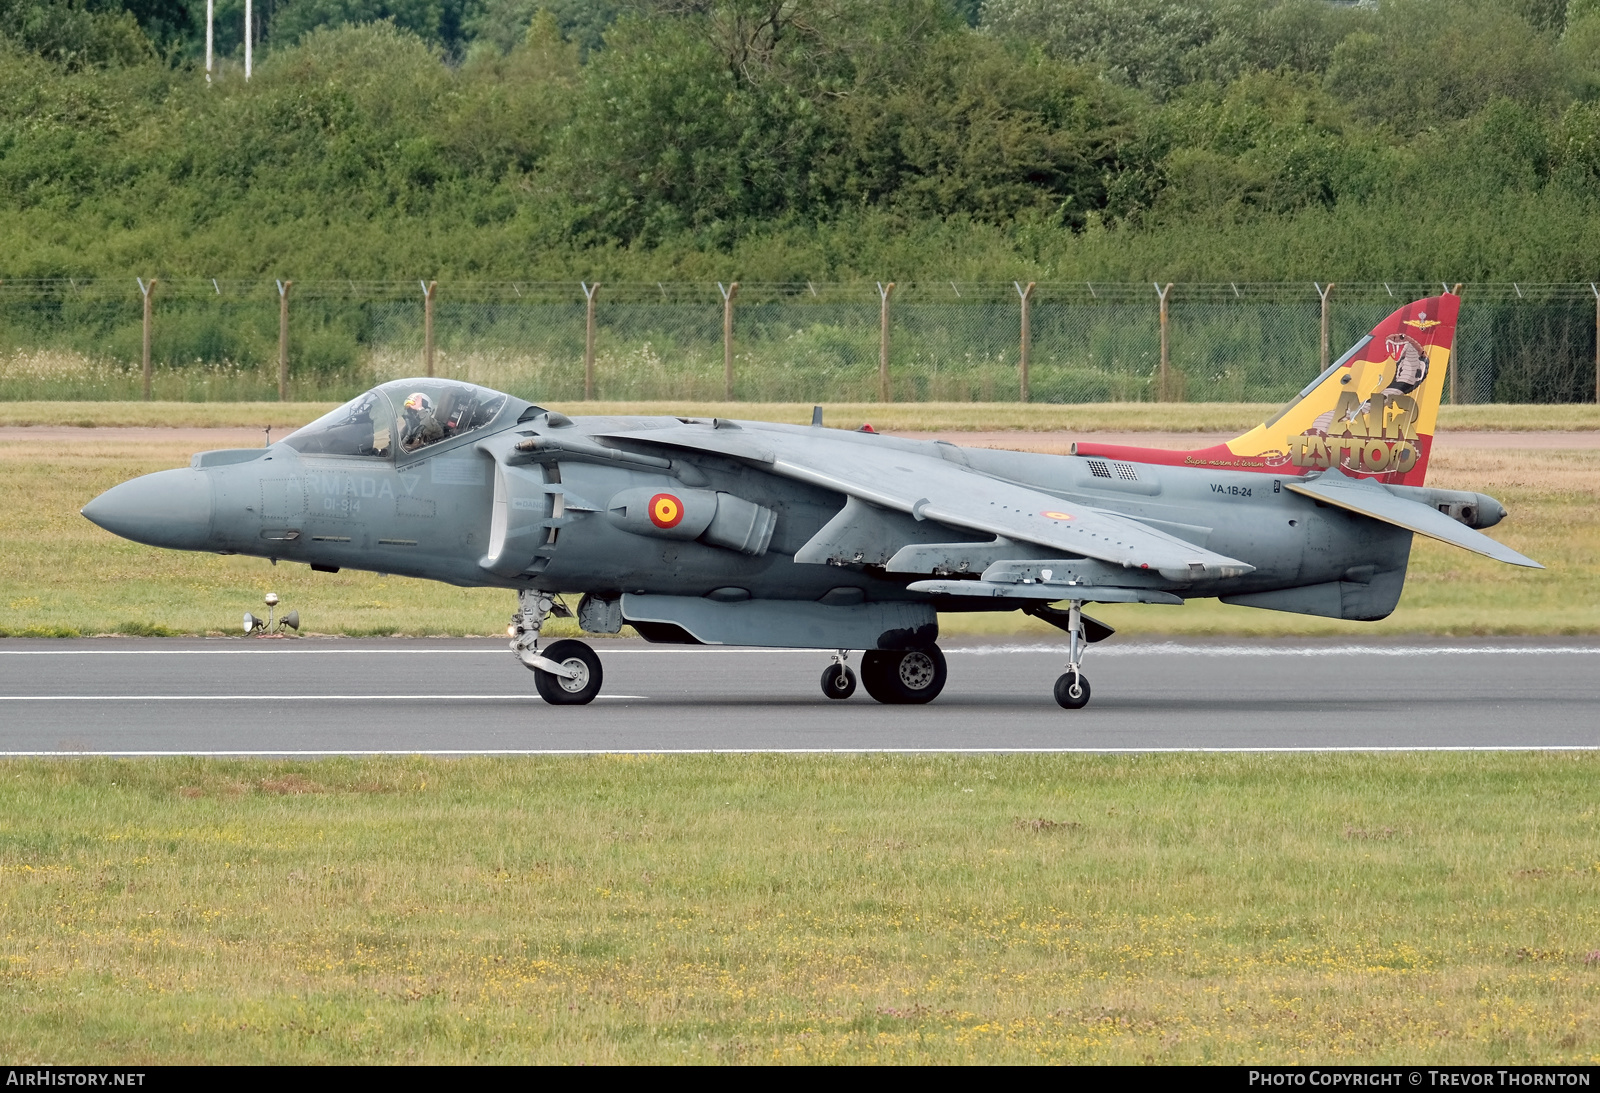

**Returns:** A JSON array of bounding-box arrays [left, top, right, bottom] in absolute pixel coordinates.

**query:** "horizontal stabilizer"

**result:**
[[1286, 469, 1542, 568], [906, 579, 1183, 605]]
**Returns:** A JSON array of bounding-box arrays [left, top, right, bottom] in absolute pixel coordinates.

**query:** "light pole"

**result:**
[[205, 0, 213, 83], [245, 0, 252, 80]]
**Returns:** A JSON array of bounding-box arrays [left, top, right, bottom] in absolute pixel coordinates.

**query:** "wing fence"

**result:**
[[1, 280, 1594, 403]]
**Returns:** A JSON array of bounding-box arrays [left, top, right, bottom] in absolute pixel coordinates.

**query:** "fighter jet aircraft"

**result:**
[[82, 292, 1539, 708]]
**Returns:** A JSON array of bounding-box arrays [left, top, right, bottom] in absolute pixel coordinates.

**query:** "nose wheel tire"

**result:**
[[821, 663, 857, 700], [861, 646, 947, 705], [532, 639, 603, 705], [1054, 671, 1091, 710]]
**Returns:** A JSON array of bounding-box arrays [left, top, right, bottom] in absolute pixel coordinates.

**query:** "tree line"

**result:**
[[3, 0, 1600, 281]]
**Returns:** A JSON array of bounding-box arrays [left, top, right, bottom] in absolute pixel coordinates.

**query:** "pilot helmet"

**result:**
[[404, 392, 433, 416]]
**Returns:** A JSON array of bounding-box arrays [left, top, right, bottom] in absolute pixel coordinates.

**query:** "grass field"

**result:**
[[0, 428, 1591, 638], [2, 753, 1598, 1064], [5, 400, 1600, 433]]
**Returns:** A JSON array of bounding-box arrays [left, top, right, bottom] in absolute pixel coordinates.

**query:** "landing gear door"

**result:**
[[477, 439, 551, 579]]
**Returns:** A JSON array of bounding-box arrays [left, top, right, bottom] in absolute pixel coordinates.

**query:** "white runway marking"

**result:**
[[953, 644, 1600, 657], [1, 747, 1596, 757], [3, 644, 1597, 657], [0, 694, 646, 701], [0, 647, 810, 656]]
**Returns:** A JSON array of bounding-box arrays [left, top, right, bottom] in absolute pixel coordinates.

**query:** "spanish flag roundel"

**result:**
[[649, 492, 685, 529]]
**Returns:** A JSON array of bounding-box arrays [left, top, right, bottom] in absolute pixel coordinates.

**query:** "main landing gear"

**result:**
[[818, 646, 948, 704], [511, 590, 603, 705]]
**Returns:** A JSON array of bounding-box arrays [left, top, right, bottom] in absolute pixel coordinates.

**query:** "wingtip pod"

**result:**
[[1073, 293, 1458, 486]]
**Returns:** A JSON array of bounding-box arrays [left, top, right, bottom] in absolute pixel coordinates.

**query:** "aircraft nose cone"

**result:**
[[82, 468, 213, 549]]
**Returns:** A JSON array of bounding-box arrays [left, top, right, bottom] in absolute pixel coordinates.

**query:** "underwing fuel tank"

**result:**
[[605, 487, 776, 556]]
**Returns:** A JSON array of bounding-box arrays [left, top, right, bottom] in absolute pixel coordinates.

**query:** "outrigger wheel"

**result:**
[[820, 663, 857, 700], [860, 646, 948, 705], [1048, 599, 1095, 710], [531, 638, 604, 705], [1054, 670, 1090, 710]]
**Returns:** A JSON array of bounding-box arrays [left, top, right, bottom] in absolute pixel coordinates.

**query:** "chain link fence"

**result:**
[[1, 280, 1595, 403]]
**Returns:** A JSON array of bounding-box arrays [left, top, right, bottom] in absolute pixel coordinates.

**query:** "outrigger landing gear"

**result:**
[[820, 649, 857, 700], [510, 590, 603, 705], [1053, 600, 1091, 710]]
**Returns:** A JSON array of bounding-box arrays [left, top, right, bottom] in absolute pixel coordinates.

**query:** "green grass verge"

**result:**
[[4, 401, 1599, 433], [2, 434, 1590, 638], [3, 754, 1599, 1064]]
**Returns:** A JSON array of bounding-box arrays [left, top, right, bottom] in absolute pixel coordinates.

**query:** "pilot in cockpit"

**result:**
[[401, 391, 445, 452]]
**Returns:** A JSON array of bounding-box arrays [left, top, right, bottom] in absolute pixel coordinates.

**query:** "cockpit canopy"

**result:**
[[282, 380, 533, 459]]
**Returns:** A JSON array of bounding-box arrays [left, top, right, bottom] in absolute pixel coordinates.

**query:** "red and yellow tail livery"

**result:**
[[1075, 293, 1457, 486]]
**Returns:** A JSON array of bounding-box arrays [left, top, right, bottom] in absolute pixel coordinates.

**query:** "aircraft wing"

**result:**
[[1287, 468, 1543, 568], [596, 424, 1253, 581]]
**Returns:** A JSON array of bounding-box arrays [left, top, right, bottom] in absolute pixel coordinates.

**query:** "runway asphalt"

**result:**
[[1, 636, 1597, 754]]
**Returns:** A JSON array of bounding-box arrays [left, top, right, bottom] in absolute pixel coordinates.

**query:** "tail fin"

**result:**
[[1073, 293, 1457, 486]]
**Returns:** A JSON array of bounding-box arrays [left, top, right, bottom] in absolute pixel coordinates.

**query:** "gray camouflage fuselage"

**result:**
[[82, 384, 1510, 644]]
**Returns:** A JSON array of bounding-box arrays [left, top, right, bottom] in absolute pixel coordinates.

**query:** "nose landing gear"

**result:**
[[511, 589, 603, 705], [533, 639, 604, 705]]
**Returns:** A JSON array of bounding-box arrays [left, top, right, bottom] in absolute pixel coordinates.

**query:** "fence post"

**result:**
[[137, 277, 156, 400], [1016, 281, 1036, 403], [1316, 282, 1334, 371], [877, 281, 895, 402], [1593, 284, 1599, 405], [1154, 282, 1174, 401], [581, 281, 599, 399], [421, 280, 437, 378], [1446, 282, 1461, 404], [719, 281, 739, 400], [276, 279, 292, 401]]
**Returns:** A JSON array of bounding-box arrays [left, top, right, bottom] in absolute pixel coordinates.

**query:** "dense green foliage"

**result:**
[[4, 0, 1600, 280]]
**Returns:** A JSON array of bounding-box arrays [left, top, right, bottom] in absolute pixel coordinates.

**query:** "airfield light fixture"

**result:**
[[242, 593, 298, 635]]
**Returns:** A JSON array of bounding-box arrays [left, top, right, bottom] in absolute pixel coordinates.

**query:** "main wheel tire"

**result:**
[[821, 663, 857, 700], [860, 646, 947, 705], [533, 639, 603, 705], [1054, 671, 1091, 710]]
